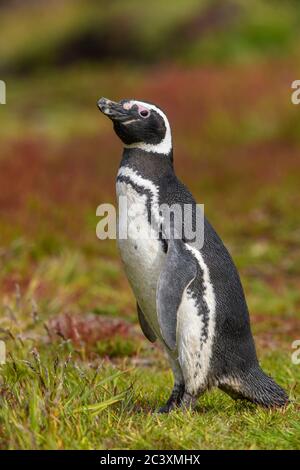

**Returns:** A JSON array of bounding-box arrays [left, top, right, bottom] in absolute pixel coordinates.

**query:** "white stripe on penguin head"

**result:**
[[124, 100, 172, 155]]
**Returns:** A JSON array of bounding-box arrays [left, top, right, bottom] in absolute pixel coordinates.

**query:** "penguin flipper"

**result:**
[[156, 239, 197, 350], [137, 303, 157, 343]]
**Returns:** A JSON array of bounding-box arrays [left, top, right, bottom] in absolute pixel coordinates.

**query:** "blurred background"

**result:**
[[0, 0, 300, 359]]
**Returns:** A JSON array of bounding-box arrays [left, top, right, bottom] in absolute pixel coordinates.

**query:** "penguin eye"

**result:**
[[139, 109, 150, 118]]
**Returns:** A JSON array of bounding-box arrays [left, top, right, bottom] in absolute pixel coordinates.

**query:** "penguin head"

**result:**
[[98, 98, 172, 155]]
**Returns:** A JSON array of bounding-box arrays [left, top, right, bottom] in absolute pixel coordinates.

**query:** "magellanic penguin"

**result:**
[[97, 97, 288, 412]]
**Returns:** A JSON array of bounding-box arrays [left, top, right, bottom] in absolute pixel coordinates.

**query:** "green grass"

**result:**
[[0, 337, 299, 450]]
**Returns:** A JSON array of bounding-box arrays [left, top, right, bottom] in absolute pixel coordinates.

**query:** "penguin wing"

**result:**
[[137, 303, 157, 343], [156, 239, 198, 350]]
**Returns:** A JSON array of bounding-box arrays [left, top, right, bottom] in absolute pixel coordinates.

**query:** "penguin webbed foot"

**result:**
[[157, 403, 174, 414], [180, 391, 197, 411], [157, 384, 185, 414]]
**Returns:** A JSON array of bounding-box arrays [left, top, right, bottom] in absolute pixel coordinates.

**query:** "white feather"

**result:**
[[116, 169, 165, 338], [177, 244, 216, 393]]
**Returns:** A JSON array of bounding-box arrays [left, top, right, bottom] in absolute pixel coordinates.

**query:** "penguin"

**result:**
[[97, 97, 289, 412]]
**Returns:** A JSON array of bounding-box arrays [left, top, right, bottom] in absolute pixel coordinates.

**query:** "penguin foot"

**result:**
[[157, 403, 175, 414], [157, 384, 185, 413], [181, 391, 197, 411]]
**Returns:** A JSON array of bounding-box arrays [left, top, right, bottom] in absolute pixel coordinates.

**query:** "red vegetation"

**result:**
[[47, 313, 132, 346]]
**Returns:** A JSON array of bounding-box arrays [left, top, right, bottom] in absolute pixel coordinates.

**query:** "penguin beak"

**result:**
[[97, 97, 129, 122]]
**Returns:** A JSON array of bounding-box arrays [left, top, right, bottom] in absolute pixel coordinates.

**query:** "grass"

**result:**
[[0, 334, 299, 450]]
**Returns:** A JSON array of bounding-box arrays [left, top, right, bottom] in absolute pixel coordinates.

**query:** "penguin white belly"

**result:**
[[116, 181, 166, 337]]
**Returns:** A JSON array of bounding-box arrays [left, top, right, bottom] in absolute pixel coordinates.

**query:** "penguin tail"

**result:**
[[219, 367, 289, 408]]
